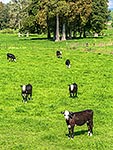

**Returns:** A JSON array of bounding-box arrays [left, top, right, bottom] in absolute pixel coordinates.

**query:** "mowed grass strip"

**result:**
[[0, 33, 113, 150]]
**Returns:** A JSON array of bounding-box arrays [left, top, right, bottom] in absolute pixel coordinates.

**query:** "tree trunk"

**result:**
[[73, 30, 77, 38], [55, 14, 60, 42], [47, 14, 51, 39], [61, 23, 66, 41], [69, 28, 72, 39], [83, 27, 86, 38]]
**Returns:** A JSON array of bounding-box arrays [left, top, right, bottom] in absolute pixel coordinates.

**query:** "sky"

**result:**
[[0, 0, 113, 9], [108, 0, 113, 9]]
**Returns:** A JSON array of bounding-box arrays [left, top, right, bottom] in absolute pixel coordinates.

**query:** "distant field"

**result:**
[[0, 32, 113, 150]]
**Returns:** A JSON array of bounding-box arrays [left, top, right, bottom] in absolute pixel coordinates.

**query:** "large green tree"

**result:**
[[66, 0, 92, 38], [8, 0, 31, 30], [20, 0, 109, 39], [87, 0, 109, 35], [0, 2, 9, 30]]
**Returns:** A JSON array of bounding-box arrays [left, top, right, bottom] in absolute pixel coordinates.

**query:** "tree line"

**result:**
[[0, 0, 110, 40]]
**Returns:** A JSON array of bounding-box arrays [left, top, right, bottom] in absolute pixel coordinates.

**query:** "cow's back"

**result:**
[[73, 110, 93, 126]]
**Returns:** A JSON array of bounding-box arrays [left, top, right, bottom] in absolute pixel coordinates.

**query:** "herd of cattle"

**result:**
[[7, 51, 93, 139]]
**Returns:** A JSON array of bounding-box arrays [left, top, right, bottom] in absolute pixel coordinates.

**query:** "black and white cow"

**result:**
[[56, 50, 62, 58], [20, 84, 32, 103], [69, 83, 78, 97], [7, 53, 16, 62], [65, 59, 71, 68], [61, 109, 93, 139]]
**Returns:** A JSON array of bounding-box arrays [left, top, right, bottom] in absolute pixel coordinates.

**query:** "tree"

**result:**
[[0, 2, 9, 30], [8, 0, 31, 30], [20, 0, 109, 39], [87, 0, 109, 35], [66, 0, 92, 38]]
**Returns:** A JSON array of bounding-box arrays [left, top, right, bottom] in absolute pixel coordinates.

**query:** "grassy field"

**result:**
[[0, 31, 113, 150]]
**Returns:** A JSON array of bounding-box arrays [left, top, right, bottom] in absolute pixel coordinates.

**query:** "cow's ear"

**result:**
[[69, 114, 73, 119], [69, 112, 73, 118], [61, 111, 64, 114]]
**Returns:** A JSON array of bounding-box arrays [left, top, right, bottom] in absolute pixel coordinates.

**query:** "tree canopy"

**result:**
[[0, 0, 110, 40]]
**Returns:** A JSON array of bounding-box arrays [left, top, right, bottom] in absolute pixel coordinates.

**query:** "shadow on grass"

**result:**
[[19, 37, 54, 41], [66, 130, 87, 137]]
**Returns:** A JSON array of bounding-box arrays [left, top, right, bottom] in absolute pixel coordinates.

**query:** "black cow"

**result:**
[[69, 83, 78, 97], [65, 59, 70, 68], [20, 84, 32, 103], [61, 109, 93, 139], [7, 53, 16, 62], [56, 50, 62, 58]]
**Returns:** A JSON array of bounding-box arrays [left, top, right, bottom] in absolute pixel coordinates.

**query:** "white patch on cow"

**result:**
[[68, 64, 71, 68], [70, 84, 74, 91], [90, 133, 92, 136], [68, 125, 71, 128], [88, 131, 92, 136], [14, 59, 16, 62], [66, 64, 71, 68], [88, 131, 90, 136], [22, 85, 26, 91], [64, 110, 69, 120], [22, 93, 26, 96]]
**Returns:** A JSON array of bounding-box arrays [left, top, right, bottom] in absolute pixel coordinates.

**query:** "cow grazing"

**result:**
[[65, 59, 71, 68], [61, 109, 93, 139], [56, 50, 62, 58], [69, 83, 78, 97], [7, 53, 16, 62], [20, 84, 32, 103]]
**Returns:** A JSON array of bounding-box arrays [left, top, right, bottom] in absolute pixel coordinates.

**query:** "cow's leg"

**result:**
[[24, 96, 28, 103], [22, 94, 27, 103], [89, 120, 93, 136], [70, 92, 72, 97], [68, 125, 71, 139], [71, 126, 74, 139], [22, 95, 25, 102], [30, 93, 32, 100], [87, 120, 93, 136]]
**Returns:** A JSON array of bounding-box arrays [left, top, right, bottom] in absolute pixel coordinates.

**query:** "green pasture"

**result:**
[[0, 32, 113, 150]]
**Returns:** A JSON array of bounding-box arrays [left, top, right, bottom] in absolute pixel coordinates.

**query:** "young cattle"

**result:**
[[61, 109, 93, 139], [20, 84, 32, 103], [7, 53, 16, 62], [69, 83, 78, 97], [65, 59, 71, 68], [56, 50, 62, 58]]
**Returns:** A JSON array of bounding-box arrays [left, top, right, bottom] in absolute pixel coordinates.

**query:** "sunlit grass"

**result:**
[[0, 33, 113, 149]]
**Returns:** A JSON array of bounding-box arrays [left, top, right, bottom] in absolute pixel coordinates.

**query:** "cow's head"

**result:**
[[61, 110, 73, 120], [20, 85, 26, 92]]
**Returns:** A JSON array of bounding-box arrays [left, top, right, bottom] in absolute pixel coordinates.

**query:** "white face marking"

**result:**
[[22, 85, 26, 91], [70, 84, 74, 91], [64, 110, 69, 120]]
